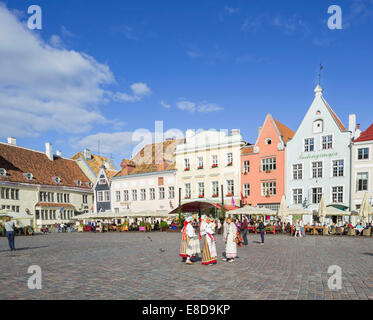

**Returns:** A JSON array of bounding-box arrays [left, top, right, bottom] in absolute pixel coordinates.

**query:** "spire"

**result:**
[[314, 84, 323, 97]]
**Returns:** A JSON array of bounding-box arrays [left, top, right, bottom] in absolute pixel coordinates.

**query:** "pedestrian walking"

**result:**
[[299, 219, 305, 237], [258, 220, 265, 245], [241, 217, 248, 245], [217, 219, 222, 235], [4, 217, 16, 251], [294, 220, 302, 238]]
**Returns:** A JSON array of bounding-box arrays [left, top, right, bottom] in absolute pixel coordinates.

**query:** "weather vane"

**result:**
[[318, 63, 323, 85]]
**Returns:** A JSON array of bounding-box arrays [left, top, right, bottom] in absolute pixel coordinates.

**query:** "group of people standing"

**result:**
[[179, 215, 244, 265]]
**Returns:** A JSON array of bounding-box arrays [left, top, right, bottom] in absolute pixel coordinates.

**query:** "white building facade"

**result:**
[[110, 168, 178, 213], [175, 129, 246, 207], [286, 85, 356, 215]]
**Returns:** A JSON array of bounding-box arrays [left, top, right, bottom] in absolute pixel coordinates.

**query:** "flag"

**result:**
[[231, 197, 235, 206], [59, 207, 64, 218], [241, 192, 244, 202]]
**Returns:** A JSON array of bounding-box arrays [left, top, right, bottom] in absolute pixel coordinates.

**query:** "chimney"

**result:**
[[56, 150, 62, 157], [45, 142, 53, 161], [120, 159, 135, 175], [83, 148, 92, 160], [157, 159, 169, 172], [348, 114, 356, 137], [230, 129, 240, 136], [355, 124, 362, 140], [7, 137, 16, 145]]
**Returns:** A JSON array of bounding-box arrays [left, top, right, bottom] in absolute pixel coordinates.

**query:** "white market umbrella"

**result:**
[[277, 195, 287, 220], [228, 205, 276, 216], [317, 194, 327, 223], [359, 193, 373, 223]]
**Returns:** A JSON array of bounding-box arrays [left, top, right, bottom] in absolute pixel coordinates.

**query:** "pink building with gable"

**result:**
[[241, 114, 294, 211]]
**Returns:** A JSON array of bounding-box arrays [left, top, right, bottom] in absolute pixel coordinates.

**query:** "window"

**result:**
[[76, 180, 82, 187], [132, 190, 137, 201], [243, 184, 250, 197], [184, 158, 190, 170], [243, 161, 250, 173], [54, 177, 61, 184], [140, 189, 146, 201], [322, 135, 333, 150], [293, 164, 303, 180], [312, 161, 323, 178], [332, 160, 344, 177], [357, 172, 368, 191], [97, 191, 103, 202], [211, 155, 218, 168], [292, 189, 303, 205], [159, 187, 165, 199], [184, 183, 191, 198], [24, 173, 33, 181], [212, 181, 219, 197], [149, 188, 155, 200], [261, 157, 276, 172], [265, 138, 272, 145], [313, 119, 323, 134], [0, 168, 6, 176], [332, 186, 343, 203], [197, 157, 203, 169], [358, 148, 369, 160], [83, 195, 88, 204], [304, 138, 314, 152], [198, 182, 205, 197], [312, 187, 322, 204], [227, 153, 233, 166], [226, 180, 234, 196], [99, 177, 106, 184], [158, 177, 164, 186], [123, 190, 129, 201], [115, 191, 121, 202], [168, 186, 175, 199], [104, 191, 110, 201], [261, 182, 276, 196], [64, 194, 70, 203]]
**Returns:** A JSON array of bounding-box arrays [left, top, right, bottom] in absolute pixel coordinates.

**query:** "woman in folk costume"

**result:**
[[183, 216, 199, 264], [202, 217, 218, 265], [223, 216, 238, 263], [179, 218, 190, 261]]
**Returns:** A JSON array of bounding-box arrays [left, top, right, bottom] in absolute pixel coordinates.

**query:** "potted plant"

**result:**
[[184, 167, 190, 171], [197, 166, 203, 170], [212, 193, 218, 198], [211, 164, 218, 168], [160, 221, 168, 232], [184, 196, 191, 199], [198, 194, 204, 198], [226, 193, 233, 197], [227, 162, 233, 166], [139, 221, 146, 231]]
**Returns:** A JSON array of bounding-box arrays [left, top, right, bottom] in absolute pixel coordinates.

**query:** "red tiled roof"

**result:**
[[71, 152, 116, 176], [354, 123, 373, 142], [0, 143, 92, 189], [273, 119, 295, 144]]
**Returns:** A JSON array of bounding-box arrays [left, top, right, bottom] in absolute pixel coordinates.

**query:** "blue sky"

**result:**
[[1, 0, 373, 167]]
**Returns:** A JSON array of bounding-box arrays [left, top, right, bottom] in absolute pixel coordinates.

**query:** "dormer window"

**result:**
[[313, 119, 323, 134], [24, 173, 33, 181], [99, 177, 106, 184], [0, 168, 6, 176], [76, 180, 82, 187], [86, 182, 93, 188], [53, 176, 61, 184]]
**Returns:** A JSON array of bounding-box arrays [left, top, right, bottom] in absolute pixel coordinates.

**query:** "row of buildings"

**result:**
[[1, 84, 372, 228]]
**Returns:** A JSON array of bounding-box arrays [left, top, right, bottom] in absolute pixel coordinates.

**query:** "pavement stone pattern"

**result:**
[[0, 232, 372, 300]]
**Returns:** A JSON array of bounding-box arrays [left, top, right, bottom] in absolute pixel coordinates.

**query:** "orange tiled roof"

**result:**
[[0, 143, 92, 189], [131, 139, 185, 165], [354, 123, 373, 142], [114, 161, 176, 178], [71, 152, 116, 176], [273, 119, 295, 144], [241, 146, 254, 155]]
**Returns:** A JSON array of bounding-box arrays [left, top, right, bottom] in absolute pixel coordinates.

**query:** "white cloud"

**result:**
[[112, 82, 151, 102], [225, 7, 239, 15], [71, 131, 138, 156], [0, 4, 145, 138], [176, 99, 223, 113], [160, 101, 171, 109]]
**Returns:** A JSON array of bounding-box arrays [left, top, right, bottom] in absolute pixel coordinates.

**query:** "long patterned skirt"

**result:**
[[186, 236, 200, 257], [225, 233, 237, 259], [202, 235, 217, 265], [179, 237, 188, 258]]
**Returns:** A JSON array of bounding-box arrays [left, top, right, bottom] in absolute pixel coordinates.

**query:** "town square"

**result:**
[[1, 232, 372, 300], [1, 0, 373, 303]]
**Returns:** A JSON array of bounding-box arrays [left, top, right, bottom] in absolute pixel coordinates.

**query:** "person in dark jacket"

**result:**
[[258, 220, 265, 245], [241, 217, 248, 245]]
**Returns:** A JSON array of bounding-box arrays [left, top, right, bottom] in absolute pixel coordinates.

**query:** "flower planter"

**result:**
[[211, 165, 218, 168], [227, 163, 233, 166], [139, 226, 146, 232], [198, 195, 204, 198], [184, 168, 190, 171], [197, 167, 203, 170]]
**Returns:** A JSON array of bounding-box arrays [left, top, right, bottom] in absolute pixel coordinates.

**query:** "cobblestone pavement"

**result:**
[[0, 232, 372, 300]]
